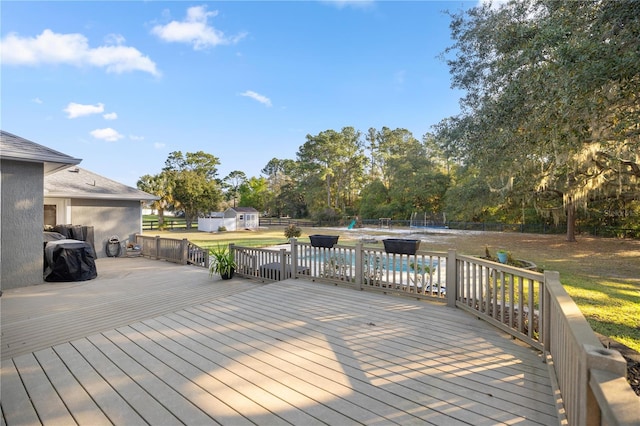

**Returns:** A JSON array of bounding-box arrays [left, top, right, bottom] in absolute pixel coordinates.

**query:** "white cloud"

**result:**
[[239, 90, 272, 107], [64, 102, 104, 118], [33, 97, 43, 104], [104, 33, 126, 45], [90, 127, 123, 142], [103, 112, 118, 120], [0, 29, 160, 76], [321, 0, 375, 10], [151, 5, 247, 50], [129, 134, 145, 141], [154, 142, 166, 149]]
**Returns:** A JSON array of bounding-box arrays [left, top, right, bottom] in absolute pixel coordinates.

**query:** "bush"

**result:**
[[218, 226, 227, 232], [284, 224, 302, 239], [314, 208, 340, 225]]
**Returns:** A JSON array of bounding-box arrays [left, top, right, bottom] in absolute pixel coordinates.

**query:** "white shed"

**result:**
[[224, 207, 259, 230]]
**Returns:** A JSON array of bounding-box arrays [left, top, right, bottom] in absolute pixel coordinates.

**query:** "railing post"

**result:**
[[584, 344, 629, 426], [290, 238, 298, 278], [543, 271, 557, 359], [280, 248, 287, 280], [155, 235, 161, 260], [181, 238, 188, 265], [446, 249, 457, 308], [355, 243, 363, 290], [228, 243, 235, 273]]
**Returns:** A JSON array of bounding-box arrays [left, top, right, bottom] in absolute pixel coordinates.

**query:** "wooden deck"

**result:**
[[1, 257, 560, 425]]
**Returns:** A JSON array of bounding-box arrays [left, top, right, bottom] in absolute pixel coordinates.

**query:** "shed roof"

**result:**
[[45, 166, 159, 201], [226, 207, 259, 213], [0, 130, 81, 174]]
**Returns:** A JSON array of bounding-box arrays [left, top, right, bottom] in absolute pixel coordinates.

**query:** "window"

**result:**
[[44, 205, 57, 227]]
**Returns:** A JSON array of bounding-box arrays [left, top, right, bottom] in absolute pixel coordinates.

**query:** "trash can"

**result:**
[[106, 235, 121, 257]]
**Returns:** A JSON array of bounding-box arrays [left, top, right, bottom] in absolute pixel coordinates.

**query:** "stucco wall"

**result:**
[[68, 199, 142, 258], [1, 160, 45, 289]]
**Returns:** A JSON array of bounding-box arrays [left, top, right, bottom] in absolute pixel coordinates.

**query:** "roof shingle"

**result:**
[[45, 167, 158, 201], [0, 130, 81, 174]]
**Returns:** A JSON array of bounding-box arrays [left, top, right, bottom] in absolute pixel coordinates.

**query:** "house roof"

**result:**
[[0, 130, 82, 175], [45, 166, 159, 201]]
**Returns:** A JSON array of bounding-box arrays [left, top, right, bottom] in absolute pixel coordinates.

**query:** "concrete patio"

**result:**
[[1, 257, 560, 425]]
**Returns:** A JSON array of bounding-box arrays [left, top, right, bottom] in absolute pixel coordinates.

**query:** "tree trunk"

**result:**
[[566, 199, 577, 242], [158, 208, 165, 226]]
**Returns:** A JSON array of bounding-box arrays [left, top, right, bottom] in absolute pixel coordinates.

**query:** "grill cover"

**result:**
[[44, 239, 97, 282]]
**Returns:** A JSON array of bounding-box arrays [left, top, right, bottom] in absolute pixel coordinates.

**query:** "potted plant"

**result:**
[[309, 234, 339, 248], [496, 249, 508, 264], [209, 244, 237, 280], [383, 238, 421, 255]]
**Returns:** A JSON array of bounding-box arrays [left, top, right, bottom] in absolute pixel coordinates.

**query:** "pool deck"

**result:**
[[1, 257, 560, 425]]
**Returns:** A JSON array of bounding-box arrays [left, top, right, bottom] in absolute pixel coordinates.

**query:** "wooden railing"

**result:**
[[132, 235, 639, 425], [454, 253, 545, 350], [134, 234, 209, 268], [542, 271, 638, 426], [230, 238, 640, 426]]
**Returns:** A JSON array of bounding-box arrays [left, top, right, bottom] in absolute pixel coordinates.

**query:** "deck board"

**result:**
[[32, 348, 112, 426], [1, 257, 262, 360], [1, 257, 559, 425]]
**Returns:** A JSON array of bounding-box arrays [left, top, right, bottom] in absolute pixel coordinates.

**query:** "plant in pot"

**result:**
[[496, 249, 508, 264], [209, 244, 237, 280]]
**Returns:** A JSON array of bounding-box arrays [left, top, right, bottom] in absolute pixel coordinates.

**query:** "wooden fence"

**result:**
[[142, 219, 187, 231]]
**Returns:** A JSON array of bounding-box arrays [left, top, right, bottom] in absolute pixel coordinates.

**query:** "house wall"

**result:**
[[1, 160, 45, 289], [68, 199, 142, 258]]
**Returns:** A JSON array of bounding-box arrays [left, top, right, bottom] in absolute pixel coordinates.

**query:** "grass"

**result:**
[[142, 224, 640, 352], [562, 276, 639, 350]]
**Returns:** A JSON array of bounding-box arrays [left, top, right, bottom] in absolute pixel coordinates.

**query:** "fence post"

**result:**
[[355, 243, 363, 290], [446, 249, 457, 308]]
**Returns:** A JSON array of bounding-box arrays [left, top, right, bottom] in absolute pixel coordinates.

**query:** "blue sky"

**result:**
[[2, 1, 475, 188]]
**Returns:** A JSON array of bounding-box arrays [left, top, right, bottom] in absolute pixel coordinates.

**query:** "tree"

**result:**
[[296, 127, 367, 214], [223, 170, 247, 208], [440, 0, 640, 241], [137, 172, 174, 227], [238, 176, 269, 212], [359, 180, 390, 219], [163, 151, 222, 228], [261, 158, 298, 217]]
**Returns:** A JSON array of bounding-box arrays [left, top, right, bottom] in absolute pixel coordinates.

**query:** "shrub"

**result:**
[[218, 226, 227, 232], [284, 224, 302, 239]]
